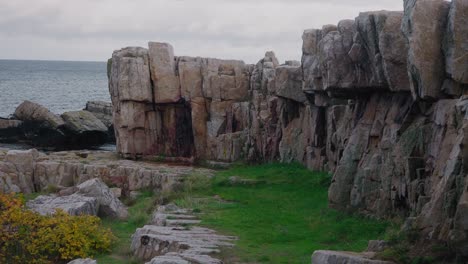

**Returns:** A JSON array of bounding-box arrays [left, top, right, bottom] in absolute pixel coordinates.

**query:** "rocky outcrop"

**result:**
[[26, 194, 99, 216], [0, 149, 214, 195], [76, 178, 128, 219], [109, 0, 468, 258], [1, 101, 111, 149]]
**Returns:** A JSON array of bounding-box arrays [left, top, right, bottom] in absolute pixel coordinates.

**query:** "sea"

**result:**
[[0, 60, 110, 118]]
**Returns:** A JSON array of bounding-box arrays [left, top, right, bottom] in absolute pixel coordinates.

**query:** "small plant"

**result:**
[[0, 193, 115, 264]]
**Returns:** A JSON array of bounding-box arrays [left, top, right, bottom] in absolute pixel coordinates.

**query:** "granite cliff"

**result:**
[[108, 0, 468, 257]]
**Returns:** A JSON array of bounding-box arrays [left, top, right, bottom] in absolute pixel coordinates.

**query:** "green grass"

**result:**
[[174, 163, 391, 264], [96, 191, 155, 264]]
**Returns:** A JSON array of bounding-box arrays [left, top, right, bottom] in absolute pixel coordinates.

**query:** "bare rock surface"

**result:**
[[132, 204, 236, 264], [104, 1, 468, 257], [67, 259, 97, 264], [312, 250, 395, 264], [76, 178, 128, 219], [0, 149, 214, 195], [61, 110, 108, 146], [26, 194, 98, 216]]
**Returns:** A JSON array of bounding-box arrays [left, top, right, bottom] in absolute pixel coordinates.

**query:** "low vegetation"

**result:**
[[0, 193, 114, 264], [171, 163, 391, 263], [96, 191, 156, 264]]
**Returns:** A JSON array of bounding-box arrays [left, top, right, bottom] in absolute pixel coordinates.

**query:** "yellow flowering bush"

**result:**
[[0, 193, 115, 264]]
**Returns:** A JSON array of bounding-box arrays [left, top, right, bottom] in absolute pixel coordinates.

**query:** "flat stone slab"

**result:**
[[67, 259, 97, 264], [26, 194, 98, 216], [133, 204, 236, 263], [312, 250, 395, 264]]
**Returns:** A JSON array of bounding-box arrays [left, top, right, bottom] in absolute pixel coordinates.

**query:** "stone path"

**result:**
[[131, 204, 237, 264]]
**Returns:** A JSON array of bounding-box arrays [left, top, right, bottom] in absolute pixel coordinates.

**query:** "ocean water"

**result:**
[[0, 60, 110, 118]]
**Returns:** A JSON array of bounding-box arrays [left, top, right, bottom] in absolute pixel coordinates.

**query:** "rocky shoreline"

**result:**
[[0, 100, 114, 149]]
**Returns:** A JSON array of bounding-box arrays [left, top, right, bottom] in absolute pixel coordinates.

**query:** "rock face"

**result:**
[[402, 0, 450, 99], [0, 149, 213, 195], [76, 178, 128, 219], [26, 194, 99, 216], [444, 0, 468, 84], [109, 1, 468, 257]]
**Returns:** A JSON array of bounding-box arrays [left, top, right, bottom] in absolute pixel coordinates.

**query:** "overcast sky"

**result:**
[[0, 0, 403, 64]]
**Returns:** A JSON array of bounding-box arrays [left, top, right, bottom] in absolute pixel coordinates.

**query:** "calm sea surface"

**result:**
[[0, 60, 110, 118]]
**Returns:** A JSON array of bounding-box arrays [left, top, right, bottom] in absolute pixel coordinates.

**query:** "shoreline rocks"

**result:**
[[0, 100, 113, 149]]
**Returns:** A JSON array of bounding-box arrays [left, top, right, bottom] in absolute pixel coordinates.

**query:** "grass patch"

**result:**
[[173, 163, 391, 264], [96, 190, 155, 264]]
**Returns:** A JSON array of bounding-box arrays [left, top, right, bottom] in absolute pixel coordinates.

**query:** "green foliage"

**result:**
[[0, 193, 114, 264], [174, 163, 389, 263], [97, 191, 156, 264]]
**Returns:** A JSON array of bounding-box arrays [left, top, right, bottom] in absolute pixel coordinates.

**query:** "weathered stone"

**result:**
[[132, 204, 235, 263], [14, 100, 65, 128], [76, 178, 128, 219], [62, 110, 108, 146], [312, 250, 395, 264], [4, 149, 39, 193], [67, 258, 97, 264], [402, 0, 450, 100], [109, 47, 152, 103], [27, 194, 98, 216], [13, 101, 67, 146], [444, 0, 468, 84], [275, 65, 307, 103], [149, 42, 181, 103], [85, 101, 114, 142]]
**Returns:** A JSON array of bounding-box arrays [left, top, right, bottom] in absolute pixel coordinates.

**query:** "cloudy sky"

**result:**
[[0, 0, 403, 64]]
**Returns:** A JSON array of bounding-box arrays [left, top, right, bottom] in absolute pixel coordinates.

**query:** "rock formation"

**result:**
[[0, 100, 111, 148], [0, 148, 213, 195], [109, 0, 467, 258], [84, 101, 115, 142], [26, 194, 99, 216]]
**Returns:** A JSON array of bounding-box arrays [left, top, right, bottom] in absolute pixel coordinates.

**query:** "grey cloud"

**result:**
[[0, 0, 404, 63]]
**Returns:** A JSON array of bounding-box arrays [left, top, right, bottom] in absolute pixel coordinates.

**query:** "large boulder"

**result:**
[[402, 0, 451, 100], [444, 0, 468, 84], [61, 110, 108, 146], [13, 100, 67, 146], [26, 194, 98, 216], [76, 178, 128, 219]]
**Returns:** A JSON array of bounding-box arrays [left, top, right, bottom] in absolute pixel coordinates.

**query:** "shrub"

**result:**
[[0, 193, 115, 264]]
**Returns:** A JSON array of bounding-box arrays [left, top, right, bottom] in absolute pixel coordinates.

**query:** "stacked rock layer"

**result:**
[[109, 0, 468, 256]]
